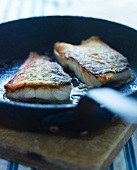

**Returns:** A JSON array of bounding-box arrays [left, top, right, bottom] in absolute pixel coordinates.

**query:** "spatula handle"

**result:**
[[86, 88, 137, 124]]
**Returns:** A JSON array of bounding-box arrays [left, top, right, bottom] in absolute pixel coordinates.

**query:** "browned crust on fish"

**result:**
[[54, 36, 134, 87], [4, 52, 72, 92]]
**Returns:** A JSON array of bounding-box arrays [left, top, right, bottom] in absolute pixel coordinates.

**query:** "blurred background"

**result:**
[[0, 0, 137, 29], [0, 1, 137, 170]]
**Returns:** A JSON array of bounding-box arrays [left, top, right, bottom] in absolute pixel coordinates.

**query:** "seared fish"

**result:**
[[4, 52, 72, 101], [54, 36, 134, 88]]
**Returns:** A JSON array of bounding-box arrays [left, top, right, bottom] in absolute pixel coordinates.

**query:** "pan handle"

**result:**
[[84, 88, 137, 124], [42, 87, 137, 135]]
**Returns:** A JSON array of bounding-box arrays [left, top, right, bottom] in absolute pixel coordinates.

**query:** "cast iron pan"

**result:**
[[0, 16, 137, 135]]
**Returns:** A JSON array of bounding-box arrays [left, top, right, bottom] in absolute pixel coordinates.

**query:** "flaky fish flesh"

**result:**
[[4, 52, 72, 101], [54, 36, 134, 88]]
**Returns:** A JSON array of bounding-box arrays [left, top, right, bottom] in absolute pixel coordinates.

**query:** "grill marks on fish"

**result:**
[[4, 52, 72, 101], [54, 36, 134, 88]]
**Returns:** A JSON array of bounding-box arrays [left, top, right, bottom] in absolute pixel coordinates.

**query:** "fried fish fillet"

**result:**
[[4, 52, 72, 101], [54, 36, 134, 88]]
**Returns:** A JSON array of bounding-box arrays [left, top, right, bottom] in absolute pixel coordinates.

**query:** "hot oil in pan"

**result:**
[[0, 57, 137, 105], [0, 58, 23, 102], [0, 57, 87, 105]]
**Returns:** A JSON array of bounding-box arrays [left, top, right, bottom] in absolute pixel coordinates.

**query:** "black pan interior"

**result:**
[[0, 16, 137, 133]]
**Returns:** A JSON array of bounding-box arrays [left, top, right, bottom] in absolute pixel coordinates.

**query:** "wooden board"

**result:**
[[0, 120, 136, 170]]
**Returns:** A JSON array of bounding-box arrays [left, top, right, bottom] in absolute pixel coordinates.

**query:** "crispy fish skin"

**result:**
[[4, 52, 72, 101], [54, 36, 134, 88]]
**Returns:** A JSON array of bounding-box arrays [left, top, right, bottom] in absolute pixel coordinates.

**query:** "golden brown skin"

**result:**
[[54, 36, 134, 88], [4, 52, 72, 101]]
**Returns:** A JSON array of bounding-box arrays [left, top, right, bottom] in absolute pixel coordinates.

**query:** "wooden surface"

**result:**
[[0, 1, 137, 170], [0, 120, 136, 170]]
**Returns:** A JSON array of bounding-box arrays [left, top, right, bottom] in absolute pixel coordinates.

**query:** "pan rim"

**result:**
[[0, 99, 76, 109], [1, 15, 137, 32], [0, 15, 137, 110]]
